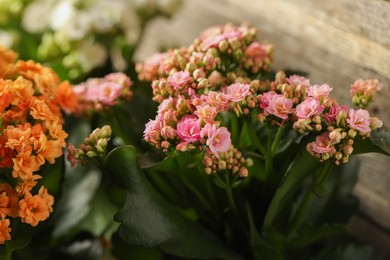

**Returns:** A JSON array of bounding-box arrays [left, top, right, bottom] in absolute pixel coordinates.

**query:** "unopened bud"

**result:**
[[343, 145, 354, 155], [218, 160, 227, 170], [348, 129, 357, 138], [203, 156, 213, 167], [239, 167, 248, 177]]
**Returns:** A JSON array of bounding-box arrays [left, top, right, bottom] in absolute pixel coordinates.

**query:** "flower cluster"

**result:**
[[139, 23, 384, 176], [67, 125, 112, 167], [350, 79, 383, 109], [0, 46, 75, 243], [72, 72, 133, 115], [140, 23, 274, 177], [0, 0, 182, 80]]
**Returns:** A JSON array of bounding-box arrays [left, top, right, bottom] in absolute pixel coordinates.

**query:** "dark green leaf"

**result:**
[[263, 150, 320, 230], [353, 130, 390, 156], [288, 224, 351, 249], [52, 168, 101, 238], [106, 146, 243, 260], [314, 244, 382, 260]]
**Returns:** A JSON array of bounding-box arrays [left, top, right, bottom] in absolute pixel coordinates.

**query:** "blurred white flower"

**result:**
[[78, 42, 107, 72], [0, 30, 14, 48]]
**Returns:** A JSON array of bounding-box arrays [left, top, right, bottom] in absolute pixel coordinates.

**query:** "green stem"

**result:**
[[247, 124, 267, 156], [178, 172, 216, 215], [287, 187, 314, 238], [287, 162, 333, 238], [225, 172, 239, 216], [270, 126, 285, 156]]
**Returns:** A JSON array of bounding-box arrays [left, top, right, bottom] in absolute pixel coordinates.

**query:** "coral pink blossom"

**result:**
[[324, 105, 348, 124], [176, 115, 201, 143], [206, 127, 231, 157], [350, 79, 383, 97], [286, 75, 310, 88], [296, 98, 324, 119], [105, 72, 132, 88], [245, 42, 267, 64], [307, 84, 333, 98], [85, 82, 123, 105], [202, 35, 225, 50], [203, 91, 230, 112], [224, 83, 250, 102], [307, 132, 336, 155], [347, 109, 371, 133], [266, 94, 294, 120], [168, 71, 191, 90], [195, 104, 217, 124]]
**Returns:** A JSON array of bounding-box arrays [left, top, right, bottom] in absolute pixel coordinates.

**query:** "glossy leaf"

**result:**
[[353, 130, 390, 156], [106, 146, 243, 260]]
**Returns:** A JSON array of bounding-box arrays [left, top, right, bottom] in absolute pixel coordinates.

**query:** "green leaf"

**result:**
[[106, 146, 243, 260], [288, 224, 351, 249], [52, 168, 101, 238], [263, 150, 320, 230], [353, 130, 390, 156], [79, 188, 118, 237], [314, 244, 382, 260]]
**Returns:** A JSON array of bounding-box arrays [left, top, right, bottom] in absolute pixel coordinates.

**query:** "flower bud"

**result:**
[[370, 117, 383, 129], [203, 155, 213, 167], [239, 167, 248, 177]]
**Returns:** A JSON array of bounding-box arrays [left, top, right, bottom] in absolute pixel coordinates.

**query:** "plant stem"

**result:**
[[247, 124, 267, 156], [288, 186, 314, 238], [287, 162, 333, 238], [225, 172, 239, 216], [270, 126, 284, 156], [178, 172, 216, 215]]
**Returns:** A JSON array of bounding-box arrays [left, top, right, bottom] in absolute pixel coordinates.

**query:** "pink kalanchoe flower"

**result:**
[[296, 97, 325, 119], [105, 72, 132, 88], [203, 91, 231, 112], [266, 94, 294, 120], [202, 35, 225, 50], [195, 104, 217, 124], [200, 122, 215, 139], [144, 117, 162, 144], [168, 71, 191, 90], [176, 115, 201, 143], [350, 79, 383, 97], [85, 82, 123, 106], [286, 75, 310, 88], [260, 91, 277, 113], [157, 97, 175, 115], [224, 83, 250, 102], [206, 126, 231, 157], [347, 109, 371, 133], [307, 84, 333, 99], [324, 105, 348, 124], [245, 42, 267, 64], [307, 132, 336, 155]]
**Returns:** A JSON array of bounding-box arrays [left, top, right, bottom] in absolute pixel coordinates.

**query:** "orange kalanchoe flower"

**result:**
[[0, 46, 76, 244], [0, 219, 11, 244], [18, 188, 54, 227]]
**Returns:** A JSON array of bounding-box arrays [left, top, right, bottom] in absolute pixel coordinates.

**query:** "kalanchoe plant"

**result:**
[[0, 46, 76, 256], [101, 23, 390, 259]]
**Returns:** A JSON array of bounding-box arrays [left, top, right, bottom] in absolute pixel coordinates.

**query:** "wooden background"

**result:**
[[135, 0, 390, 257]]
